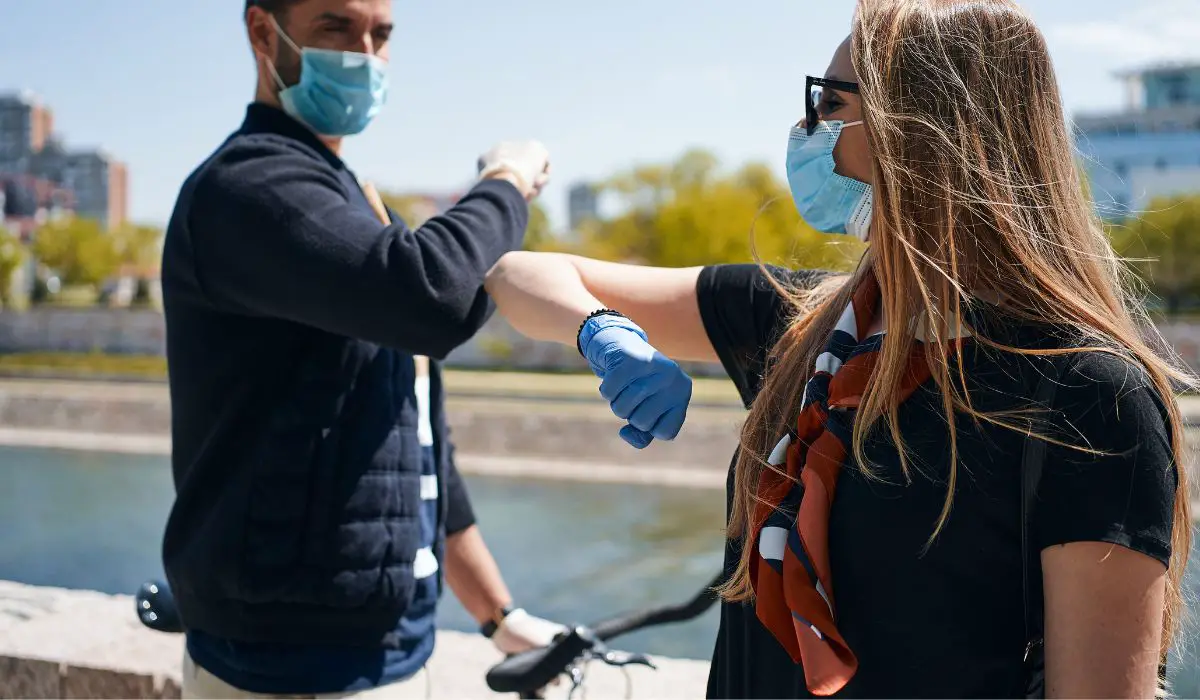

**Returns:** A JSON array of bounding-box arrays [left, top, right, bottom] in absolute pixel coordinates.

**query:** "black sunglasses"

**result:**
[[805, 75, 861, 136]]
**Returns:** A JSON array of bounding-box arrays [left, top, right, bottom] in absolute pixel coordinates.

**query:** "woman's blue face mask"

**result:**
[[266, 15, 388, 138], [785, 120, 873, 241]]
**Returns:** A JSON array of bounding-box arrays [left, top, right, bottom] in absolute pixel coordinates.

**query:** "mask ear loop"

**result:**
[[261, 14, 304, 92], [841, 120, 864, 129]]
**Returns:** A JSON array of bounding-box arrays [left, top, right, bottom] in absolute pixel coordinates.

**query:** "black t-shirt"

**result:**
[[696, 264, 1177, 699]]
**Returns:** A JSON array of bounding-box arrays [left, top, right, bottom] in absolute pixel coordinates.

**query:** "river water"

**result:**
[[1, 446, 1197, 695]]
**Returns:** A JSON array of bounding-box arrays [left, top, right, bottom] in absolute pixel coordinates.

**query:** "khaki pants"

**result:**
[[182, 648, 431, 700]]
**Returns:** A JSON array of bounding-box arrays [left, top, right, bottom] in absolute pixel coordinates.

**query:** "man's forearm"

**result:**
[[444, 525, 513, 626], [485, 252, 604, 346]]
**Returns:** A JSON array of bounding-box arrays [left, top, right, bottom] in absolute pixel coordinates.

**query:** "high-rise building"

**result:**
[[63, 150, 127, 230], [0, 91, 52, 169], [0, 91, 128, 231], [1075, 62, 1200, 221], [567, 182, 599, 233]]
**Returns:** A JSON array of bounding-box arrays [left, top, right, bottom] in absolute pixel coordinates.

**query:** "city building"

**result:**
[[0, 91, 52, 172], [1074, 62, 1200, 221], [1, 174, 73, 240], [567, 182, 600, 233], [0, 91, 128, 231], [62, 150, 127, 229]]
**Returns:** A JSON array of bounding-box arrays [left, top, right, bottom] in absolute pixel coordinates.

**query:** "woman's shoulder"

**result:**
[[696, 264, 838, 408], [1047, 349, 1173, 449], [976, 313, 1170, 418], [1057, 349, 1159, 397], [1032, 348, 1179, 566]]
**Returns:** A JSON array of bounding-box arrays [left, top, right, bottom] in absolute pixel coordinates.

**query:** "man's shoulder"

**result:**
[[217, 129, 330, 164], [198, 130, 332, 186], [178, 130, 344, 217]]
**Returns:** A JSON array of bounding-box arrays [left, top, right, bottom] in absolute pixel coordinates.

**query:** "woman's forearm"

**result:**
[[484, 252, 605, 346]]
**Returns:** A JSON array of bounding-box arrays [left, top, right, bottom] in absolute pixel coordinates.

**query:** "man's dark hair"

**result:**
[[244, 0, 303, 17]]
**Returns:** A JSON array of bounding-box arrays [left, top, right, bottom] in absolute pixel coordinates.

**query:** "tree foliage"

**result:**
[[378, 192, 437, 228], [582, 148, 864, 271], [1109, 195, 1200, 317], [113, 224, 164, 275], [0, 226, 26, 306], [380, 189, 560, 253], [33, 217, 119, 287]]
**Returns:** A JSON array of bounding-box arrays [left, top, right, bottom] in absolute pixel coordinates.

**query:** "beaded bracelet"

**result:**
[[576, 308, 627, 357]]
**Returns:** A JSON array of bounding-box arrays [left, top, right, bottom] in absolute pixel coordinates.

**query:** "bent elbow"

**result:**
[[424, 289, 495, 360], [486, 250, 530, 285]]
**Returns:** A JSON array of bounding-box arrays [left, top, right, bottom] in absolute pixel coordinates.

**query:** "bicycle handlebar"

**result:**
[[485, 627, 599, 694], [485, 572, 723, 695], [591, 571, 723, 640]]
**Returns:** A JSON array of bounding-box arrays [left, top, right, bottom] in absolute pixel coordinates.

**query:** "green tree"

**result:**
[[586, 149, 864, 270], [524, 200, 565, 252], [113, 224, 164, 274], [33, 217, 120, 288], [378, 192, 437, 228], [0, 227, 27, 307], [380, 190, 563, 252], [1110, 195, 1200, 317]]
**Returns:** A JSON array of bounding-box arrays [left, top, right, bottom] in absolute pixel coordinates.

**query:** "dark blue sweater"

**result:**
[[160, 104, 526, 651]]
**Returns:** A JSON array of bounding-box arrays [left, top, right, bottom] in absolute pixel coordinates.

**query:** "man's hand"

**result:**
[[578, 313, 693, 449], [492, 609, 568, 656], [478, 141, 551, 201]]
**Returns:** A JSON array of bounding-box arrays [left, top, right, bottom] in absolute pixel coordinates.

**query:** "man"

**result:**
[[160, 0, 561, 696]]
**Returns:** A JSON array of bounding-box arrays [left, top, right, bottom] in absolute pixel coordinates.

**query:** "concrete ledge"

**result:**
[[0, 427, 726, 490], [0, 580, 709, 699]]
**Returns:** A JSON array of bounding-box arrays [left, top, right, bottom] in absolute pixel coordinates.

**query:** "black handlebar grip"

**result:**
[[485, 627, 597, 694]]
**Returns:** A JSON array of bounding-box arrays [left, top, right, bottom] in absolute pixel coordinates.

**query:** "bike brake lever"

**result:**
[[597, 649, 656, 670]]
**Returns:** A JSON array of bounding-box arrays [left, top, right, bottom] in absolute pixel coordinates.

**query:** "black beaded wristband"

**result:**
[[480, 604, 516, 638], [576, 308, 627, 357]]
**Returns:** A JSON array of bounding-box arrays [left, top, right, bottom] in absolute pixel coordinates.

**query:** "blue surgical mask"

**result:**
[[266, 15, 388, 137], [785, 121, 873, 240]]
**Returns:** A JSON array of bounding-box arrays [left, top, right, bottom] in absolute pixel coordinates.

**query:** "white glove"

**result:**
[[477, 141, 551, 200], [492, 608, 568, 656]]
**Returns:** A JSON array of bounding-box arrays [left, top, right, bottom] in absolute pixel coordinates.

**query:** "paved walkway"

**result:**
[[0, 580, 709, 699]]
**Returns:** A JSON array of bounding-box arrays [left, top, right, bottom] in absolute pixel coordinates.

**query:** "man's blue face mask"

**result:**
[[785, 120, 873, 241], [266, 15, 388, 137]]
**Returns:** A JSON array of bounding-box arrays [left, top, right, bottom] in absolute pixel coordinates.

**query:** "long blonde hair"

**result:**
[[722, 0, 1194, 660]]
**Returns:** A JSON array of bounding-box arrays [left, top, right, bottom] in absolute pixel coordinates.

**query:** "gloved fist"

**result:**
[[578, 313, 693, 449], [492, 608, 568, 656], [477, 141, 550, 200]]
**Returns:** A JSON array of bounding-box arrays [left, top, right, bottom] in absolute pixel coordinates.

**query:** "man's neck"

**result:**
[[254, 87, 343, 155]]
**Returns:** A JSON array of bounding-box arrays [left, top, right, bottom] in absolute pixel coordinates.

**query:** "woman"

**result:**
[[485, 1, 1192, 697]]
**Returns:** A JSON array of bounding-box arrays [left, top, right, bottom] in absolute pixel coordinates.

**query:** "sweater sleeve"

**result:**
[[186, 136, 528, 359]]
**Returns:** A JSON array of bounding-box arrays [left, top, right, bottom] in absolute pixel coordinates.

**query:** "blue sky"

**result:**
[[0, 0, 1197, 229]]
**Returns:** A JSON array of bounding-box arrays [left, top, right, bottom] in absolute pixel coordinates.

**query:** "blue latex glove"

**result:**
[[578, 314, 693, 449]]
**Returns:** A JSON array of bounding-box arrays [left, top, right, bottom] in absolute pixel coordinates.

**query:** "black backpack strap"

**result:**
[[1022, 358, 1060, 697], [1022, 359, 1058, 642]]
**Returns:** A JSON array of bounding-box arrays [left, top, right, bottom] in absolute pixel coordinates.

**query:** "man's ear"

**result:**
[[245, 7, 276, 60]]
